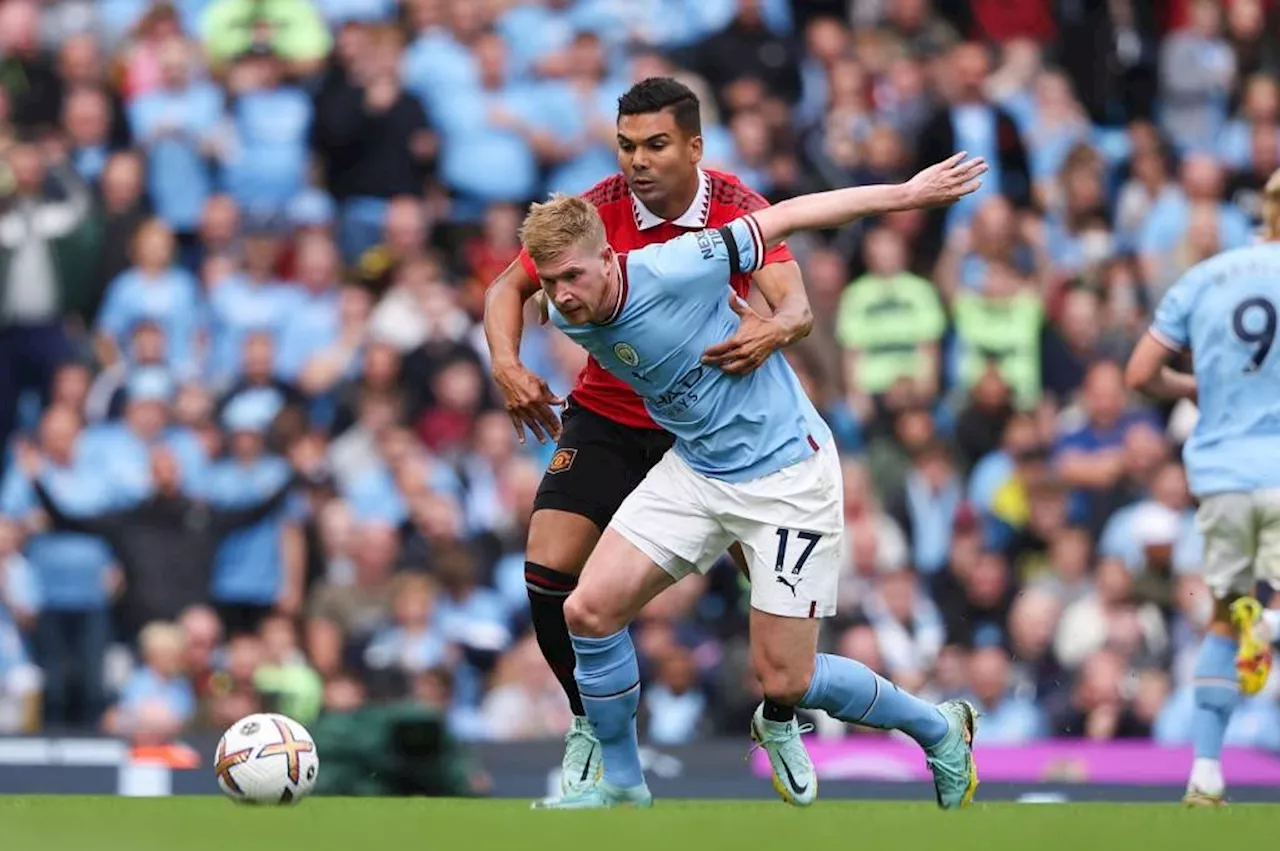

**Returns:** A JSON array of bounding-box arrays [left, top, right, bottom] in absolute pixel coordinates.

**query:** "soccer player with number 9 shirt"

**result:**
[[1126, 167, 1280, 806]]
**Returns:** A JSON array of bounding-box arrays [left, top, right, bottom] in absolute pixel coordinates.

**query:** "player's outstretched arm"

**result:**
[[482, 258, 565, 444], [1125, 332, 1198, 402], [751, 153, 988, 247]]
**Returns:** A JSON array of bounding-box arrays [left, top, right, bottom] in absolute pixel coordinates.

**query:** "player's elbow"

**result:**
[[1123, 357, 1155, 395], [793, 303, 814, 341]]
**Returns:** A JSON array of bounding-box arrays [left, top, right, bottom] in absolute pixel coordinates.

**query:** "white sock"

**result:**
[[1261, 610, 1280, 645], [1189, 757, 1224, 796]]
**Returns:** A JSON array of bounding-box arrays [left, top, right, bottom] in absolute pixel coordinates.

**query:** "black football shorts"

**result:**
[[532, 399, 674, 531]]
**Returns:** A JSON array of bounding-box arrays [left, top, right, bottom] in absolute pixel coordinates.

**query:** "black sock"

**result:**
[[763, 698, 796, 723], [525, 561, 585, 717]]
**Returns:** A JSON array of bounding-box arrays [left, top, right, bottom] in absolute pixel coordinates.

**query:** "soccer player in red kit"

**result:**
[[483, 78, 818, 805]]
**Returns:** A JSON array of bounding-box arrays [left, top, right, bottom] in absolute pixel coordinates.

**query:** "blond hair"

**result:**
[[390, 571, 438, 603], [519, 194, 606, 266], [138, 621, 186, 660], [1265, 168, 1280, 239]]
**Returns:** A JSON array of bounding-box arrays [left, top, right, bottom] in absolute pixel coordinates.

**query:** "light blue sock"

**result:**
[[799, 653, 949, 748], [571, 628, 644, 789], [1192, 633, 1240, 760]]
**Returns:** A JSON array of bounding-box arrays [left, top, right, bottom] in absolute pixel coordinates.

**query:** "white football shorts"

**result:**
[[609, 439, 843, 618], [1196, 491, 1280, 598]]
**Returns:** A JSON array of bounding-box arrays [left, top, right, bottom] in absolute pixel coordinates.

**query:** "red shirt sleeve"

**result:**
[[723, 178, 794, 268], [517, 247, 538, 281], [763, 240, 794, 266]]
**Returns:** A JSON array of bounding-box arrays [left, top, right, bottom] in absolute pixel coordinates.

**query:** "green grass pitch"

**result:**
[[3, 798, 1278, 851]]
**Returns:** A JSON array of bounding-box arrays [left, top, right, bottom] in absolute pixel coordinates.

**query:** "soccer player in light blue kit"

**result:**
[[1125, 169, 1280, 805], [520, 153, 989, 810]]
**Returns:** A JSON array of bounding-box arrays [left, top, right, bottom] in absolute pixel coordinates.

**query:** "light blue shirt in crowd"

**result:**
[[128, 82, 224, 232], [97, 267, 203, 379], [206, 455, 297, 605], [222, 86, 313, 214], [1, 460, 114, 610], [206, 274, 304, 386]]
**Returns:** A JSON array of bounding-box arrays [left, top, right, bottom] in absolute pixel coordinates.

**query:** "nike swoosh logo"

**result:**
[[777, 753, 808, 795], [580, 743, 596, 783]]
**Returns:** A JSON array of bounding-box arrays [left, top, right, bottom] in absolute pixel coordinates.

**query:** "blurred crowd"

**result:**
[[1, 0, 1280, 758]]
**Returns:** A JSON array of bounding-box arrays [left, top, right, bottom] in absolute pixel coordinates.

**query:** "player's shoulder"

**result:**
[[705, 169, 772, 220], [1177, 242, 1280, 295], [624, 230, 706, 278], [581, 173, 632, 211]]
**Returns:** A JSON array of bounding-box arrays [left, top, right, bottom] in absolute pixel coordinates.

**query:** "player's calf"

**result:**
[[554, 529, 676, 806]]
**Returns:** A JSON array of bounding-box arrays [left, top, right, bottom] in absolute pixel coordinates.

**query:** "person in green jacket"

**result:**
[[201, 0, 332, 75], [0, 141, 102, 452], [837, 228, 947, 399]]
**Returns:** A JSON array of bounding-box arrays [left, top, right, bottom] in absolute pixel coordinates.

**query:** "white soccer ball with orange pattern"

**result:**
[[215, 713, 319, 804]]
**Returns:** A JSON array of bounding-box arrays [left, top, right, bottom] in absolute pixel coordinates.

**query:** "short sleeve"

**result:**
[[625, 215, 768, 298], [1151, 268, 1202, 351], [518, 247, 538, 281], [724, 182, 791, 267], [763, 240, 794, 267], [627, 227, 735, 296], [718, 215, 767, 275]]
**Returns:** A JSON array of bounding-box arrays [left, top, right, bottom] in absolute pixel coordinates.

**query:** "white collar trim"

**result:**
[[631, 168, 711, 231]]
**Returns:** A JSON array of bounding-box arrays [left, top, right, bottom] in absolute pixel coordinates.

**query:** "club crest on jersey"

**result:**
[[613, 342, 639, 367], [548, 448, 577, 474]]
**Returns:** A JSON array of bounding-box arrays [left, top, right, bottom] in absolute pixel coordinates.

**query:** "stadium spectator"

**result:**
[[312, 24, 431, 262], [964, 645, 1048, 743], [0, 0, 63, 132], [26, 439, 296, 640], [95, 219, 201, 379], [201, 0, 332, 76], [103, 620, 196, 733], [0, 141, 96, 454], [838, 227, 946, 400], [220, 48, 314, 216], [915, 41, 1032, 269], [127, 36, 224, 238], [2, 406, 113, 727]]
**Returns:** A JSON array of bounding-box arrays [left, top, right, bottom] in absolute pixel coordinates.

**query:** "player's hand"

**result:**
[[701, 294, 785, 375], [904, 152, 988, 209], [492, 359, 564, 445]]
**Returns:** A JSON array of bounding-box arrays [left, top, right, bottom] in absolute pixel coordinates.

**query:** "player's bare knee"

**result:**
[[563, 591, 621, 638]]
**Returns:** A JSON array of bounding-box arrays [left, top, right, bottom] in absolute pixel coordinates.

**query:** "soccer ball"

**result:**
[[215, 713, 320, 804]]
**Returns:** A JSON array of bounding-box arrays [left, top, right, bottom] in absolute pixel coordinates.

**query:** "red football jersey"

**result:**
[[518, 168, 795, 430]]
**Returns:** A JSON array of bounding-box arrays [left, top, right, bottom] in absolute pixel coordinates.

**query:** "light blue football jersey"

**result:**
[[1153, 241, 1280, 496], [549, 215, 831, 483]]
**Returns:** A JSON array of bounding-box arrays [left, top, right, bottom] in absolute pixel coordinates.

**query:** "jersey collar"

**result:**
[[632, 168, 711, 231], [601, 254, 630, 325]]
